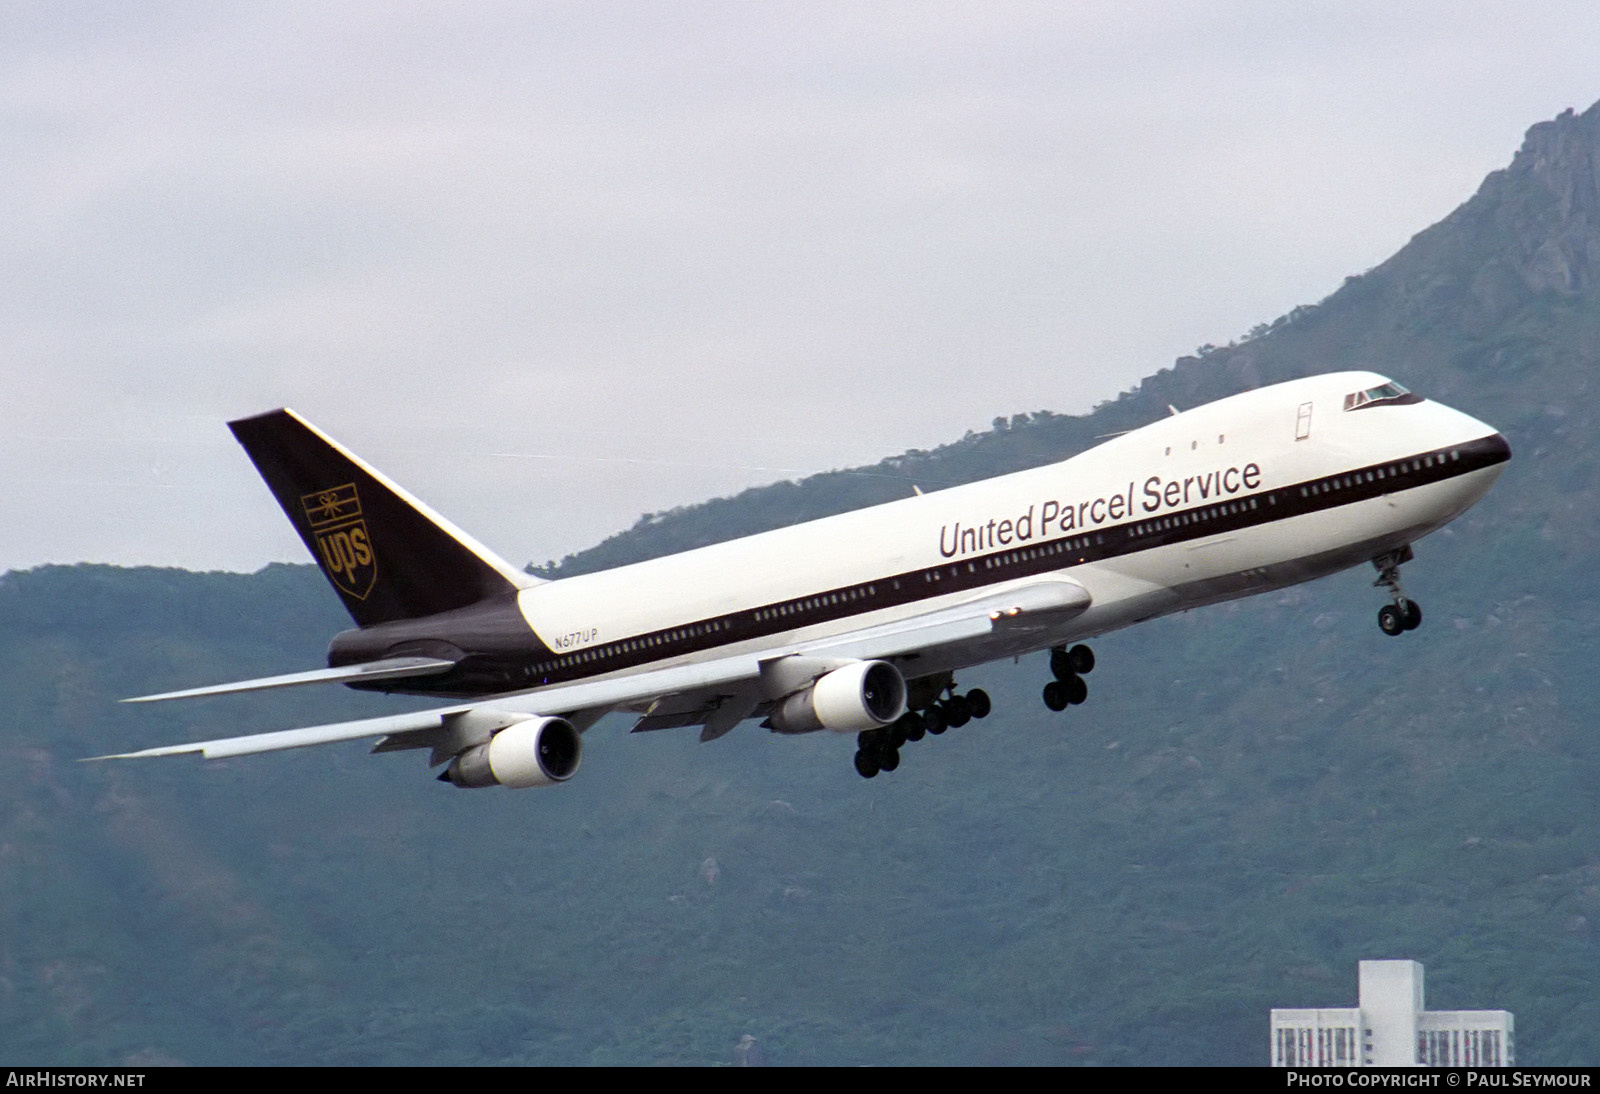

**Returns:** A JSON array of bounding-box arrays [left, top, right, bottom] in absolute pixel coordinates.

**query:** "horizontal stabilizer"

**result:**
[[121, 656, 457, 704]]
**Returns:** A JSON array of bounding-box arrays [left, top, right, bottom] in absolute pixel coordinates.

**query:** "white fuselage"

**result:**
[[512, 372, 1507, 688]]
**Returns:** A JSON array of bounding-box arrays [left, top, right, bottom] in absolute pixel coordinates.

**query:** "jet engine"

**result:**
[[442, 715, 582, 788], [769, 660, 907, 735]]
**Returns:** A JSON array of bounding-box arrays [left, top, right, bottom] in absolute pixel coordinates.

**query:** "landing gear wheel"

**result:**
[[854, 749, 880, 778], [1052, 644, 1095, 679], [944, 695, 972, 728], [923, 705, 948, 735], [1400, 598, 1422, 630], [966, 689, 991, 719], [899, 711, 926, 742], [1371, 548, 1420, 637], [1378, 604, 1404, 637], [878, 746, 900, 773], [1043, 680, 1069, 712], [1066, 675, 1088, 706], [1068, 644, 1095, 674]]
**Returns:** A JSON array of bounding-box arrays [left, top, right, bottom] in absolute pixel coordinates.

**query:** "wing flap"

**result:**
[[796, 576, 1091, 662]]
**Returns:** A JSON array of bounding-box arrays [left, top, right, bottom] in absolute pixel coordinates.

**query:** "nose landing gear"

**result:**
[[1373, 547, 1423, 636]]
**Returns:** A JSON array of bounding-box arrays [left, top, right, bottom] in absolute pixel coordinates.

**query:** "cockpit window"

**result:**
[[1343, 382, 1416, 412]]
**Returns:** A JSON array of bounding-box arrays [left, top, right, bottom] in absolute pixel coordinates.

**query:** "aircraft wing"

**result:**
[[93, 577, 1090, 764], [90, 708, 462, 761], [121, 656, 458, 703]]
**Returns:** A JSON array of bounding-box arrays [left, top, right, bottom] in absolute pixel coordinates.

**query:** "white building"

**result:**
[[1270, 959, 1513, 1067]]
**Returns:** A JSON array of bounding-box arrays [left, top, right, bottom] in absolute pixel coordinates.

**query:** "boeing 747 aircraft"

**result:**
[[98, 372, 1509, 784]]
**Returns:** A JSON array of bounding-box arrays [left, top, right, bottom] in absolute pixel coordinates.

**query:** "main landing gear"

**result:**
[[853, 676, 991, 779], [1042, 644, 1095, 711], [1373, 546, 1423, 637]]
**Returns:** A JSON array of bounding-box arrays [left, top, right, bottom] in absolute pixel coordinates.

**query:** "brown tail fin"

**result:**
[[228, 409, 533, 627]]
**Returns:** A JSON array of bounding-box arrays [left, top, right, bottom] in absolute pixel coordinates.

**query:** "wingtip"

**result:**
[[81, 744, 201, 762]]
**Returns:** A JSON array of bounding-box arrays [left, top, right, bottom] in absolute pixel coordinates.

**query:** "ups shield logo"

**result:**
[[301, 483, 377, 600]]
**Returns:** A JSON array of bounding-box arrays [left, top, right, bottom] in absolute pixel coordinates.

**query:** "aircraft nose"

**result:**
[[1436, 398, 1510, 466]]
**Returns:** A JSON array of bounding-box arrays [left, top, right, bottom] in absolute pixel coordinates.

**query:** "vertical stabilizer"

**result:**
[[228, 409, 535, 627]]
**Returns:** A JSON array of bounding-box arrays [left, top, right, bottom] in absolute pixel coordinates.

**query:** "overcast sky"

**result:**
[[3, 1, 1597, 574]]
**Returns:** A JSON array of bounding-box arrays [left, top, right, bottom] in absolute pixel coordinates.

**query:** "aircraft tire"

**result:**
[[1066, 676, 1088, 706], [900, 711, 926, 742], [924, 705, 948, 735], [967, 688, 991, 719], [1043, 680, 1069, 711], [1068, 644, 1096, 674], [1401, 598, 1422, 630], [878, 746, 901, 773], [945, 696, 972, 728], [854, 749, 880, 778], [1378, 604, 1405, 636]]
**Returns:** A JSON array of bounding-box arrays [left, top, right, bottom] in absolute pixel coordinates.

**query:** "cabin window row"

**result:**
[[530, 618, 736, 674], [1126, 497, 1259, 539], [1298, 450, 1460, 500], [971, 533, 1101, 574], [753, 584, 880, 625]]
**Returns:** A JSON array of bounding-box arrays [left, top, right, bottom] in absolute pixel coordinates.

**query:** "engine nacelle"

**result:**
[[769, 660, 907, 734], [443, 716, 582, 789]]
